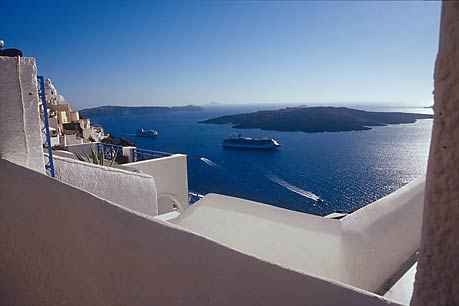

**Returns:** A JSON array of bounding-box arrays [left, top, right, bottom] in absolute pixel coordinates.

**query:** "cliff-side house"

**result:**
[[41, 78, 106, 146]]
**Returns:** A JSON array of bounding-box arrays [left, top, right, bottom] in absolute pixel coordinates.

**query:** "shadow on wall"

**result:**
[[0, 158, 396, 306]]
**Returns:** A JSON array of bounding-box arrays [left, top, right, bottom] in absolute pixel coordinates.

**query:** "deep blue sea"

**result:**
[[91, 105, 433, 216]]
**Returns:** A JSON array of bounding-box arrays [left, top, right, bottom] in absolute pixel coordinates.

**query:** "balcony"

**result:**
[[61, 142, 190, 214]]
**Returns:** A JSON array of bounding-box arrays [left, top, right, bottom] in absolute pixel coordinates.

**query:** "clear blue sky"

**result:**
[[3, 0, 441, 109]]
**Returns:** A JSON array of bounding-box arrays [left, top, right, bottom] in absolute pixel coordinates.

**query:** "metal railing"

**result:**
[[95, 143, 172, 163], [133, 148, 171, 162], [97, 143, 123, 161], [37, 76, 55, 177]]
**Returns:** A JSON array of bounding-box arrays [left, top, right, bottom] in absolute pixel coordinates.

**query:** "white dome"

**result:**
[[45, 79, 58, 97], [45, 79, 56, 91]]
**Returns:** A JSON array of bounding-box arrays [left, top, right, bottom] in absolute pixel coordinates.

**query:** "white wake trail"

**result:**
[[268, 175, 322, 202], [200, 157, 218, 167]]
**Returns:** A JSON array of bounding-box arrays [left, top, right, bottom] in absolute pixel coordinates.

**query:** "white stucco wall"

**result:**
[[411, 2, 459, 305], [174, 178, 425, 294], [50, 136, 60, 147], [48, 117, 59, 131], [0, 158, 401, 306], [123, 154, 189, 213], [341, 177, 425, 293], [52, 154, 158, 216], [57, 110, 69, 124], [80, 118, 90, 129], [0, 56, 44, 173], [53, 150, 78, 160], [66, 142, 99, 156], [69, 110, 79, 122], [64, 134, 82, 145]]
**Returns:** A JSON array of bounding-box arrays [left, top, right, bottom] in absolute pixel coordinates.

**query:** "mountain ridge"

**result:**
[[80, 105, 202, 117], [198, 106, 433, 133]]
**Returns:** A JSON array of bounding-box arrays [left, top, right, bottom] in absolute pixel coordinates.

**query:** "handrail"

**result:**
[[133, 148, 171, 162], [96, 143, 172, 163], [97, 143, 123, 161], [37, 76, 55, 177]]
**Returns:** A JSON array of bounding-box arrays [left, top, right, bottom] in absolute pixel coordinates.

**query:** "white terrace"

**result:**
[[0, 3, 458, 305]]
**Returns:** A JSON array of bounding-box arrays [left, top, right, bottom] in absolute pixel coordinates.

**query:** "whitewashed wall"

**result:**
[[0, 57, 44, 173], [48, 117, 59, 130], [341, 177, 425, 293], [50, 136, 60, 147], [53, 150, 78, 160], [174, 178, 425, 294], [66, 142, 99, 156], [123, 154, 189, 213], [0, 159, 400, 306], [64, 134, 82, 145], [52, 154, 158, 216]]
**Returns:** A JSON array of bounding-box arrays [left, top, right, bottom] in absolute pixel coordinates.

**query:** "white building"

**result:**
[[41, 79, 105, 145], [79, 117, 106, 142]]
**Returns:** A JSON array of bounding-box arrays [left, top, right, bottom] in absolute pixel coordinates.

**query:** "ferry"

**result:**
[[136, 128, 158, 137], [223, 135, 281, 150]]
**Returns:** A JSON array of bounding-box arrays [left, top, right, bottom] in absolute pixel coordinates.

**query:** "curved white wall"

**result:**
[[52, 154, 158, 216], [341, 177, 425, 293], [123, 154, 189, 213]]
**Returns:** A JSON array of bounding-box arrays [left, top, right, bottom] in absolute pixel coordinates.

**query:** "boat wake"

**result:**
[[200, 157, 219, 168], [268, 175, 322, 202]]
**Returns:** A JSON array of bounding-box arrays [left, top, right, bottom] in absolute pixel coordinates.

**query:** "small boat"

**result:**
[[223, 134, 281, 150], [136, 128, 158, 137]]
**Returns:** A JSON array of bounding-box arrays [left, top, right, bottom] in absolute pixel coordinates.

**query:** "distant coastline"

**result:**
[[199, 106, 433, 133], [80, 105, 202, 117]]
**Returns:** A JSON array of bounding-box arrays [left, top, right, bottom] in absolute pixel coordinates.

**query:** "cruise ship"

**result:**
[[223, 135, 281, 150], [136, 128, 158, 137]]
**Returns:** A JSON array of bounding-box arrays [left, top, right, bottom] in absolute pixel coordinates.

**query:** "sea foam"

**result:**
[[268, 175, 322, 202], [200, 157, 218, 167]]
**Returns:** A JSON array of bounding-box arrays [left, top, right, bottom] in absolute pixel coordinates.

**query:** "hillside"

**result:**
[[80, 105, 202, 117], [199, 107, 433, 133]]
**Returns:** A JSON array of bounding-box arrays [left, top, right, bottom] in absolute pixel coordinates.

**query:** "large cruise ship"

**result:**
[[223, 135, 281, 150], [136, 128, 159, 137]]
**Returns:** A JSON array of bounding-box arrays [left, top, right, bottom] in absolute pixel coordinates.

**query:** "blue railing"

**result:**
[[96, 143, 172, 163], [97, 143, 123, 161], [37, 76, 55, 177], [133, 148, 171, 162]]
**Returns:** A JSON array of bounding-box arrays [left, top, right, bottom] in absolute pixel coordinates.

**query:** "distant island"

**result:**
[[199, 106, 433, 133], [80, 105, 202, 117]]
